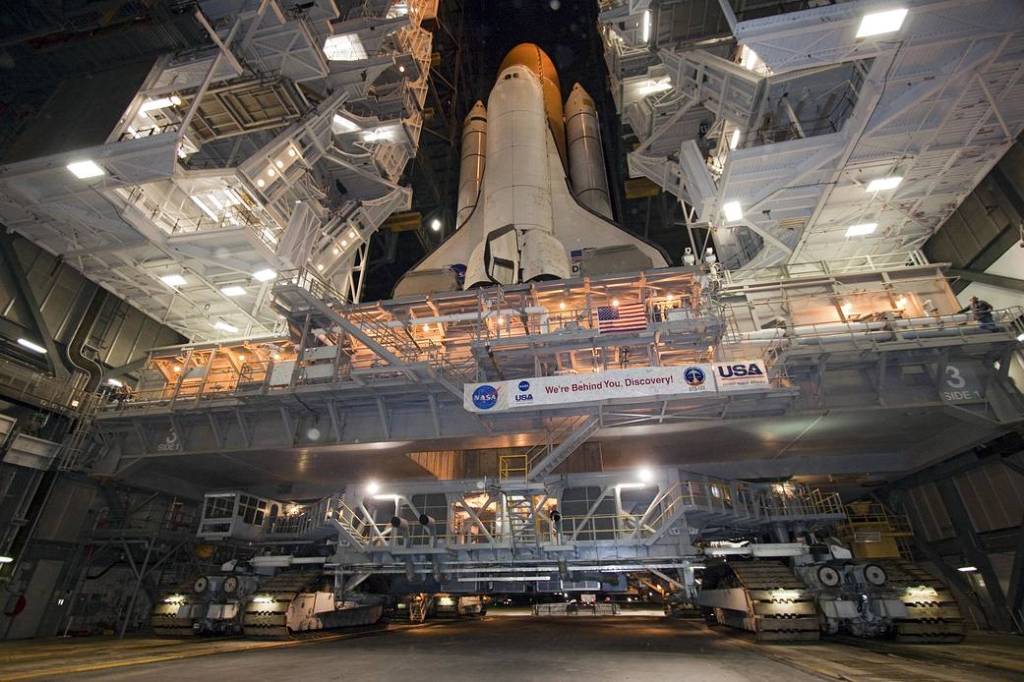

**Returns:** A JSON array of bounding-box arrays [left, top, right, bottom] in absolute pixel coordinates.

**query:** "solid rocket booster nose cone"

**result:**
[[465, 101, 487, 122], [566, 83, 591, 107]]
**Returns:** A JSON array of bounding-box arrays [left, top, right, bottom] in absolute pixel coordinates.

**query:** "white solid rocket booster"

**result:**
[[395, 43, 666, 296], [456, 101, 486, 228], [565, 83, 613, 219]]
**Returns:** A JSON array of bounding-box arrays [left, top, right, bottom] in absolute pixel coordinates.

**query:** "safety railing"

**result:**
[[722, 251, 930, 287], [758, 487, 845, 519]]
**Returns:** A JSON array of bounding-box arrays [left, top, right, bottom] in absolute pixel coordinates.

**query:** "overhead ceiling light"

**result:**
[[107, 378, 124, 387], [17, 338, 47, 354], [66, 160, 106, 179], [323, 33, 368, 61], [866, 176, 902, 192], [214, 321, 238, 333], [637, 78, 672, 96], [349, 230, 357, 240], [856, 8, 908, 39], [161, 274, 187, 287], [729, 129, 741, 150], [1017, 332, 1024, 342], [332, 113, 361, 134], [637, 466, 655, 483], [365, 481, 380, 495], [430, 218, 442, 232], [0, 556, 12, 563], [140, 95, 182, 112], [221, 286, 246, 297], [957, 566, 978, 573], [722, 201, 743, 222], [846, 222, 878, 237], [252, 269, 277, 282], [641, 9, 651, 43]]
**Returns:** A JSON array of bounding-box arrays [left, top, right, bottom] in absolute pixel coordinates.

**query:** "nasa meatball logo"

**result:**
[[683, 366, 706, 387], [515, 380, 533, 403], [471, 385, 499, 410]]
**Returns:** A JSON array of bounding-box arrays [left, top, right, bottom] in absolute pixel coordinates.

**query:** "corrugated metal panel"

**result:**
[[905, 482, 954, 541], [954, 462, 1024, 533], [0, 235, 185, 367]]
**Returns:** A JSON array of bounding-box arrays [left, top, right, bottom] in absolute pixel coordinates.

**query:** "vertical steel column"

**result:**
[[936, 479, 1014, 631]]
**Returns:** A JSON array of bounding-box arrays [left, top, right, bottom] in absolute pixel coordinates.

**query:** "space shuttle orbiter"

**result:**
[[394, 43, 668, 296]]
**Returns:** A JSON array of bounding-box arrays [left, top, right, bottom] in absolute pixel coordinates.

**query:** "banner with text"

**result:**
[[463, 361, 768, 413]]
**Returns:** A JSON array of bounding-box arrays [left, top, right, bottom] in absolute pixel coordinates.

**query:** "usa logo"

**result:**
[[471, 385, 499, 409], [683, 367, 706, 387]]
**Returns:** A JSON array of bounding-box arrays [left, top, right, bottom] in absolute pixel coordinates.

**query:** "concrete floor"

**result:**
[[2, 617, 1022, 681]]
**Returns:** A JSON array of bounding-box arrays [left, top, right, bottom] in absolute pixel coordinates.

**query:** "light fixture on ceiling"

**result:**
[[866, 176, 902, 192], [430, 218, 442, 232], [66, 160, 106, 179], [161, 274, 187, 287], [846, 222, 878, 237], [722, 201, 743, 222], [0, 555, 13, 563], [957, 566, 978, 573], [214, 321, 239, 333], [323, 33, 368, 61], [637, 466, 655, 483], [140, 95, 182, 112], [107, 378, 124, 387], [221, 286, 246, 297], [365, 480, 381, 495], [349, 230, 357, 240], [252, 269, 277, 282], [16, 338, 47, 354], [341, 240, 348, 248], [637, 78, 671, 96], [332, 113, 361, 134], [729, 129, 741, 150], [856, 8, 908, 39], [641, 9, 651, 43]]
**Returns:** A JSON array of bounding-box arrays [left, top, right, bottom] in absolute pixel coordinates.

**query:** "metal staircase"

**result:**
[[505, 495, 538, 547], [525, 415, 602, 481]]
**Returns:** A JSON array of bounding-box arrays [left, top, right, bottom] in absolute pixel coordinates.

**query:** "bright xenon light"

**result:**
[[221, 286, 246, 297], [846, 222, 878, 237], [856, 8, 908, 39], [17, 338, 47, 354], [722, 201, 743, 222], [430, 218, 442, 232], [161, 274, 187, 287], [66, 160, 106, 179], [252, 269, 276, 282], [866, 176, 902, 192]]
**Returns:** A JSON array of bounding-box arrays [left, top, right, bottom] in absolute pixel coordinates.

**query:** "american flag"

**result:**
[[596, 303, 648, 333]]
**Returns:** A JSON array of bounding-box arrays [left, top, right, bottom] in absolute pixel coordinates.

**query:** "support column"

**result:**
[[937, 479, 1014, 631]]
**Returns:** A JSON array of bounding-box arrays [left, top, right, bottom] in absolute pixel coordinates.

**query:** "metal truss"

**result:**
[[193, 467, 846, 581], [89, 262, 1024, 490], [0, 0, 439, 341], [599, 0, 1024, 271]]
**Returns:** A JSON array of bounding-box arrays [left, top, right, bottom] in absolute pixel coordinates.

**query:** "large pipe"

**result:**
[[456, 101, 487, 229], [565, 84, 612, 219]]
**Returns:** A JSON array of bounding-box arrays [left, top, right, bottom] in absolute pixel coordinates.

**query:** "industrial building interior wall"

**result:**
[[887, 436, 1024, 632], [0, 476, 202, 640], [0, 233, 186, 382]]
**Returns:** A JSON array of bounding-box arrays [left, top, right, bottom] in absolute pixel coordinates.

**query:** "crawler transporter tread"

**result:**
[[700, 561, 820, 641], [877, 560, 965, 643], [151, 579, 200, 636], [242, 572, 383, 639]]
